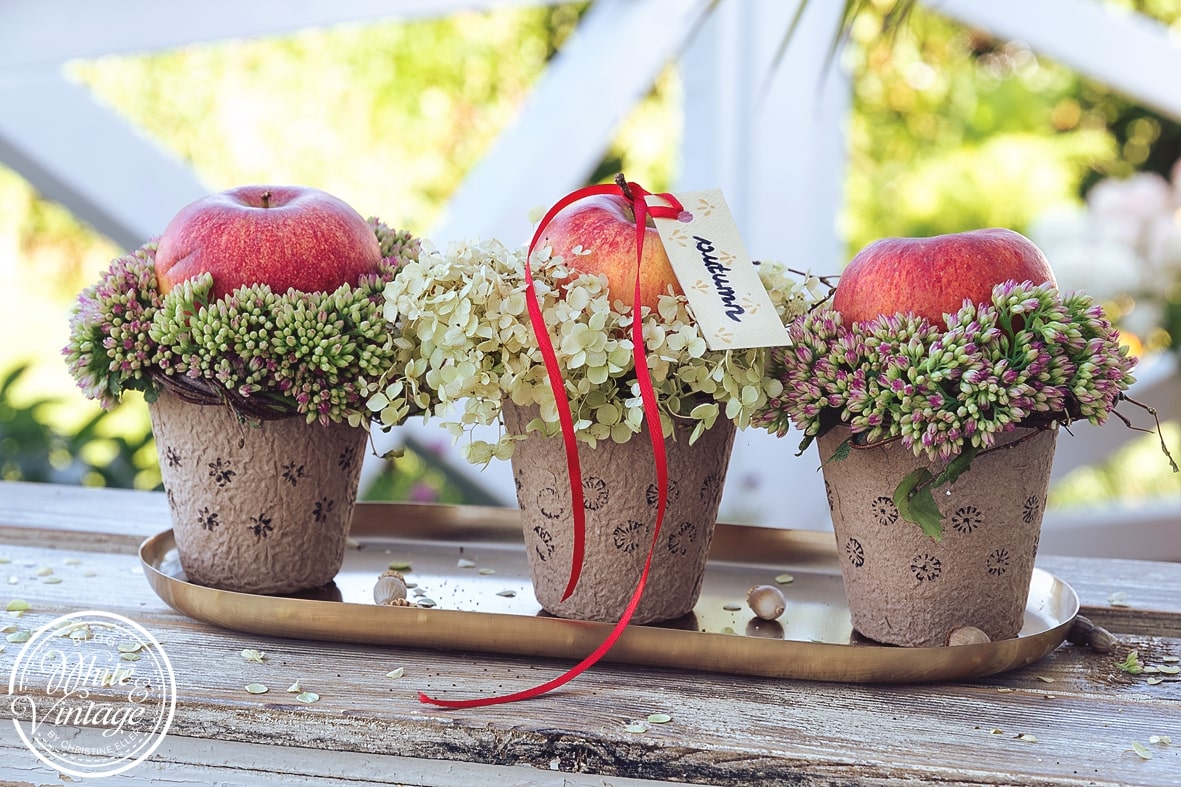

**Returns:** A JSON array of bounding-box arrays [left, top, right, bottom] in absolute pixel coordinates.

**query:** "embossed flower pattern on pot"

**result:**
[[613, 520, 646, 554], [951, 506, 983, 535], [910, 553, 942, 582], [987, 548, 1011, 576], [870, 496, 898, 526], [667, 521, 696, 556], [845, 537, 865, 568], [1022, 495, 1041, 524], [582, 476, 609, 511]]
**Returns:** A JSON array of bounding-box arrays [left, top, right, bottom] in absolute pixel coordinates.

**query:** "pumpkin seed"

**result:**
[[386, 667, 405, 679], [240, 649, 265, 663], [296, 692, 319, 704], [774, 573, 794, 585], [5, 600, 29, 612], [244, 683, 268, 694], [647, 713, 672, 724], [1131, 741, 1153, 760]]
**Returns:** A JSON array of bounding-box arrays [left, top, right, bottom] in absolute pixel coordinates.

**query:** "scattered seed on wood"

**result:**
[[1147, 677, 1164, 685], [386, 667, 405, 679], [1116, 650, 1143, 674], [117, 642, 143, 653], [1156, 665, 1180, 675], [240, 649, 265, 663], [478, 568, 496, 575], [1130, 741, 1153, 760], [1149, 735, 1172, 745], [1108, 592, 1130, 608], [1015, 733, 1038, 743], [990, 729, 1004, 735], [35, 567, 53, 577], [346, 538, 361, 550], [647, 713, 672, 724], [722, 602, 742, 612], [495, 590, 516, 598], [996, 687, 1014, 693], [296, 692, 319, 704], [287, 680, 302, 693], [624, 721, 649, 734], [1161, 656, 1179, 663], [53, 622, 88, 638], [64, 558, 81, 566], [457, 558, 476, 569], [774, 573, 794, 585], [6, 600, 29, 612], [388, 561, 412, 572], [41, 577, 62, 585], [120, 652, 142, 662], [418, 598, 437, 608], [245, 683, 268, 694], [1036, 676, 1054, 683], [6, 631, 29, 643]]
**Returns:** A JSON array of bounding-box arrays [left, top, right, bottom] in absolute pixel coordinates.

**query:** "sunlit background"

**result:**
[[2, 1, 1178, 524]]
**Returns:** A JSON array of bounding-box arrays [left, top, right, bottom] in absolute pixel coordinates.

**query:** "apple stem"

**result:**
[[261, 190, 271, 209], [614, 173, 634, 201]]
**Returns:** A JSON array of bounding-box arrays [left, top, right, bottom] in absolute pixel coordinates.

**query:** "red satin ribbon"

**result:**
[[419, 180, 685, 709]]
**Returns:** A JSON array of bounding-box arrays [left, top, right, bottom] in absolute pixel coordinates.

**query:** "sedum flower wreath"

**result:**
[[373, 238, 823, 464], [753, 280, 1175, 537], [64, 219, 420, 427]]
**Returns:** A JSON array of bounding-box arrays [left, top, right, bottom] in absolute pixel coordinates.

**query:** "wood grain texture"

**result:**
[[1, 481, 1179, 786]]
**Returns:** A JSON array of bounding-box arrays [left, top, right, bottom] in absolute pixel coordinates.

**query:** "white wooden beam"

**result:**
[[0, 71, 208, 249], [935, 0, 1181, 122], [679, 0, 849, 532], [0, 0, 557, 70], [431, 0, 714, 245]]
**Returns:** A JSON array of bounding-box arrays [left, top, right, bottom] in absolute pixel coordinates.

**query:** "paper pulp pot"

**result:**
[[149, 390, 366, 595], [818, 424, 1058, 647], [504, 402, 737, 624]]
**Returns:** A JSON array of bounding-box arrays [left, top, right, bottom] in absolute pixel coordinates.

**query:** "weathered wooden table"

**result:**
[[1, 481, 1178, 786]]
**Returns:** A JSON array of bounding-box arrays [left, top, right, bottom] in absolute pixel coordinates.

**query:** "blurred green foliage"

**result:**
[[843, 0, 1181, 254], [0, 363, 158, 488], [1, 0, 1178, 503]]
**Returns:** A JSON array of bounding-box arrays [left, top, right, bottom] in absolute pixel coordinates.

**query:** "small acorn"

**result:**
[[373, 569, 408, 606], [746, 584, 786, 621]]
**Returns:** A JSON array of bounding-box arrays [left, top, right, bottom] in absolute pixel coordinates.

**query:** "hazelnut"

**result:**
[[374, 569, 408, 606], [946, 626, 991, 646], [746, 584, 786, 621]]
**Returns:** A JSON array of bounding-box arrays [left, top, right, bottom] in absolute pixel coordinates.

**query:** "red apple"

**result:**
[[154, 185, 381, 298], [832, 228, 1056, 325], [537, 193, 681, 310]]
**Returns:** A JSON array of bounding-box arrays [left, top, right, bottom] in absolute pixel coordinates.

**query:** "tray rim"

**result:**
[[139, 501, 1079, 684]]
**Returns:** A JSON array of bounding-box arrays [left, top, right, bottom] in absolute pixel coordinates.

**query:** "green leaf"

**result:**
[[894, 468, 944, 541], [931, 446, 978, 488], [822, 438, 851, 466]]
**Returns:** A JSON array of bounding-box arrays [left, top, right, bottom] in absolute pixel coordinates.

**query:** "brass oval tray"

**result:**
[[140, 502, 1079, 683]]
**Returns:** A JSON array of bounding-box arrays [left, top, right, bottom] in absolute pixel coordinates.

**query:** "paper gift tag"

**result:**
[[648, 188, 791, 350]]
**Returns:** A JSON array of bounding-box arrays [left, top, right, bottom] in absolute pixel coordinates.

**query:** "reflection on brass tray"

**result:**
[[141, 501, 1080, 683]]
